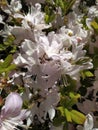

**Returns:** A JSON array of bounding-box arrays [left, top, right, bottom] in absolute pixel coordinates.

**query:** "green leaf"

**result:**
[[91, 21, 98, 33], [49, 13, 56, 22], [0, 54, 16, 75], [65, 0, 76, 14], [45, 14, 49, 23], [69, 92, 80, 99], [4, 35, 15, 46], [93, 55, 98, 69], [54, 0, 59, 6], [45, 12, 55, 23], [63, 122, 68, 130], [45, 6, 50, 14], [69, 92, 81, 105], [58, 107, 72, 122], [23, 100, 30, 109], [58, 107, 86, 124], [59, 0, 65, 10], [91, 21, 98, 29], [0, 64, 16, 74], [2, 54, 13, 68], [67, 93, 80, 108], [0, 44, 7, 51], [65, 75, 77, 92], [80, 70, 94, 79], [70, 110, 86, 124], [0, 67, 7, 73], [58, 106, 65, 116], [64, 109, 72, 122], [94, 47, 98, 55], [84, 71, 94, 77], [60, 96, 72, 108], [6, 64, 16, 72], [53, 116, 66, 127], [10, 45, 17, 53]]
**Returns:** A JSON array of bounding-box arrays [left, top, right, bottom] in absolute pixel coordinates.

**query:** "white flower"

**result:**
[[0, 92, 27, 130], [38, 32, 63, 59], [88, 6, 98, 18], [83, 114, 98, 130], [13, 25, 92, 79], [13, 39, 38, 68], [11, 27, 35, 44], [37, 29, 92, 78], [23, 61, 61, 92], [1, 0, 22, 14], [27, 85, 60, 122], [14, 3, 51, 30], [10, 0, 22, 12]]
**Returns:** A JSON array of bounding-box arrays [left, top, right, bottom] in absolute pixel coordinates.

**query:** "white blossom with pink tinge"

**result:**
[[0, 92, 27, 130]]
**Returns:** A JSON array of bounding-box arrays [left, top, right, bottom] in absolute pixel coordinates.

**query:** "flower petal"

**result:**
[[48, 108, 55, 121], [12, 110, 29, 121], [1, 92, 23, 118], [84, 114, 93, 130]]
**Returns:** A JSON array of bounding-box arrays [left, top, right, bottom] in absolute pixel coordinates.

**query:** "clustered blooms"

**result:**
[[0, 0, 98, 130], [11, 1, 93, 122]]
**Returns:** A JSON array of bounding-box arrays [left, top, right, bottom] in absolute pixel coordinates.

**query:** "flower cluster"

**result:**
[[0, 0, 98, 130]]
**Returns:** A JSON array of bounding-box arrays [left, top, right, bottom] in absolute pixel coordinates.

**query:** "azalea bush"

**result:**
[[0, 0, 98, 130]]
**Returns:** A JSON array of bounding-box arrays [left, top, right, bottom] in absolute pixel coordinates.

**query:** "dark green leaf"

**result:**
[[53, 116, 66, 127], [93, 55, 98, 69]]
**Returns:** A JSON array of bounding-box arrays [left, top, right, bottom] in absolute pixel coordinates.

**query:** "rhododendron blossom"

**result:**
[[10, 1, 93, 123], [14, 3, 51, 30], [0, 0, 98, 129], [0, 93, 27, 130]]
